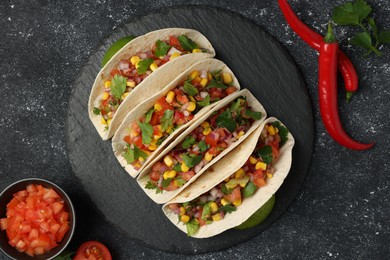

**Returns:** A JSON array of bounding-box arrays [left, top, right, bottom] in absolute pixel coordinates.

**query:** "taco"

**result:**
[[137, 89, 267, 204], [112, 58, 240, 178], [89, 28, 215, 140], [162, 117, 294, 238]]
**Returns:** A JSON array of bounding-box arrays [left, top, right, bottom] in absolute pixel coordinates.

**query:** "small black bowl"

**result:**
[[0, 178, 75, 260]]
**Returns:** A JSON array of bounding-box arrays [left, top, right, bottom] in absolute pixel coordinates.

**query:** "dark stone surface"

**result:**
[[0, 0, 389, 259]]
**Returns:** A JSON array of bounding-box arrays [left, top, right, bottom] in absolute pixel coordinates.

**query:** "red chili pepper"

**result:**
[[319, 24, 373, 150], [278, 0, 357, 102]]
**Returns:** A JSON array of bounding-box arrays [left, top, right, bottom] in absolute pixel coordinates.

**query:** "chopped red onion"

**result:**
[[200, 92, 208, 99], [183, 110, 190, 117], [168, 47, 182, 55], [138, 52, 148, 59], [119, 60, 130, 70], [200, 70, 207, 79]]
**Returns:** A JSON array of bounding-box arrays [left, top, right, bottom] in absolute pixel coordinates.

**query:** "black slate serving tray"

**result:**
[[66, 6, 313, 254]]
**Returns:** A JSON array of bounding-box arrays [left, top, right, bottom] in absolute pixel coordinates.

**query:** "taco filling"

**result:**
[[168, 121, 289, 236], [93, 35, 209, 129], [122, 70, 237, 170], [145, 96, 263, 194]]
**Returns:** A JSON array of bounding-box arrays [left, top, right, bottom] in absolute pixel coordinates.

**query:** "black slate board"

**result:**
[[66, 7, 313, 254]]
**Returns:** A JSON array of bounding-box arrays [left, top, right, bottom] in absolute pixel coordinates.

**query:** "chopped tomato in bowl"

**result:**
[[0, 178, 75, 260]]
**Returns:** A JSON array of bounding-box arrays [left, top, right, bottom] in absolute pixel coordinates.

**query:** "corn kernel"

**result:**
[[210, 202, 218, 213], [165, 91, 175, 103], [139, 156, 145, 162], [200, 78, 208, 87], [267, 173, 273, 178], [275, 127, 279, 133], [233, 198, 242, 206], [174, 179, 181, 187], [204, 152, 213, 162], [166, 125, 173, 134], [221, 198, 230, 206], [267, 125, 276, 136], [192, 48, 202, 53], [201, 121, 210, 128], [126, 81, 136, 87], [212, 213, 221, 221], [189, 70, 200, 80], [102, 92, 110, 101], [235, 168, 245, 179], [148, 144, 157, 151], [121, 92, 129, 100], [163, 171, 170, 180], [222, 72, 233, 84], [249, 156, 257, 164], [169, 52, 181, 60], [107, 111, 113, 118], [256, 162, 267, 171], [104, 80, 111, 88], [130, 56, 140, 65], [203, 127, 212, 136], [169, 170, 177, 178], [107, 119, 112, 126], [207, 72, 212, 80], [187, 102, 196, 112], [164, 155, 174, 167], [131, 129, 139, 137], [179, 207, 186, 215], [134, 163, 142, 168], [189, 96, 196, 103], [237, 131, 245, 138], [181, 162, 189, 173], [239, 182, 247, 188], [150, 62, 158, 72], [101, 117, 107, 125], [154, 103, 163, 111], [181, 215, 190, 223], [224, 177, 230, 182]]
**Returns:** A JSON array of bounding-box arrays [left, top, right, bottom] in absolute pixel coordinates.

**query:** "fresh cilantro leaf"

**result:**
[[178, 35, 198, 52], [53, 251, 74, 260], [111, 74, 127, 100], [161, 109, 174, 132], [174, 177, 186, 187], [197, 94, 210, 107], [137, 121, 153, 144], [367, 17, 379, 44], [218, 205, 236, 214], [245, 110, 262, 120], [198, 140, 208, 153], [137, 58, 154, 75], [183, 82, 199, 96], [156, 136, 168, 145], [332, 0, 371, 26], [186, 219, 200, 236], [145, 181, 157, 190], [156, 188, 164, 194], [182, 202, 189, 208], [145, 108, 154, 123], [182, 154, 203, 168], [104, 126, 109, 132], [123, 144, 148, 164], [351, 32, 381, 56], [205, 220, 213, 225], [201, 203, 211, 220], [173, 163, 182, 172], [271, 121, 289, 146], [230, 98, 244, 112], [206, 79, 227, 89], [182, 136, 196, 149], [355, 0, 372, 22], [216, 111, 237, 132], [155, 40, 171, 57], [379, 30, 390, 43], [256, 146, 273, 164], [93, 107, 101, 115], [221, 184, 233, 195], [161, 178, 172, 188], [211, 70, 222, 81], [242, 181, 258, 198]]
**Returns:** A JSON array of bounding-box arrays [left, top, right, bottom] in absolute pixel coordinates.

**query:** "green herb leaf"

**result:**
[[53, 251, 74, 260], [197, 94, 210, 107], [173, 163, 182, 172], [93, 107, 101, 115], [162, 178, 172, 188], [351, 32, 381, 56], [245, 110, 262, 120], [271, 121, 289, 147], [182, 154, 203, 168], [174, 177, 186, 187], [206, 79, 227, 89], [183, 82, 199, 96], [367, 17, 379, 44], [182, 136, 196, 149], [242, 181, 258, 198], [201, 203, 211, 220], [218, 205, 236, 214], [198, 140, 208, 153], [378, 30, 390, 43], [211, 70, 222, 81], [155, 40, 171, 57], [145, 109, 154, 123], [216, 111, 237, 132], [156, 136, 168, 145], [256, 146, 273, 164], [161, 109, 174, 132], [332, 0, 371, 25], [137, 58, 154, 75], [186, 219, 200, 236], [178, 35, 198, 52], [137, 121, 153, 144], [230, 98, 245, 112], [111, 74, 127, 100], [221, 184, 233, 195], [145, 181, 157, 190], [123, 144, 148, 164]]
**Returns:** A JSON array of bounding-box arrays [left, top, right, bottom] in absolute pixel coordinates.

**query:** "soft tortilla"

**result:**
[[89, 28, 215, 140], [162, 117, 295, 238], [137, 89, 267, 204], [112, 58, 241, 178]]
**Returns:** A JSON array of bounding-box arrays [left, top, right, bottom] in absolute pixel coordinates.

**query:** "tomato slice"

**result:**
[[169, 36, 180, 49], [74, 241, 112, 260]]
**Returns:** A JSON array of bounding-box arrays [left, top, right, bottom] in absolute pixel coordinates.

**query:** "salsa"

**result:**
[[0, 184, 70, 256], [168, 121, 289, 236], [145, 96, 263, 194], [93, 35, 208, 131], [122, 69, 237, 170]]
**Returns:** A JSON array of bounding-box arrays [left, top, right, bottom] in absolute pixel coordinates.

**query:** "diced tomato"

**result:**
[[253, 169, 267, 187], [224, 186, 241, 203], [20, 222, 32, 234], [197, 209, 206, 227], [52, 202, 64, 215], [173, 111, 187, 125], [270, 140, 280, 159], [205, 131, 219, 147], [28, 229, 39, 241], [181, 171, 195, 181], [7, 197, 20, 209], [123, 135, 132, 144], [30, 233, 50, 248], [55, 223, 69, 242], [34, 247, 45, 255], [57, 212, 69, 224], [176, 92, 189, 105], [156, 96, 173, 113], [225, 86, 237, 95], [149, 111, 161, 125], [209, 87, 225, 99], [207, 146, 219, 156], [49, 223, 60, 235], [191, 77, 202, 85], [15, 239, 26, 252], [110, 69, 121, 77], [0, 218, 8, 230], [164, 181, 178, 191], [149, 171, 160, 182], [169, 36, 180, 48]]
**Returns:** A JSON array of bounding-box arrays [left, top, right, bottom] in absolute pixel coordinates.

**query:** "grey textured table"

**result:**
[[1, 0, 389, 259]]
